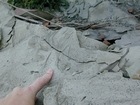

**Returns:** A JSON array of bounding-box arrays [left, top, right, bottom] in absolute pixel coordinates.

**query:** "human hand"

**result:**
[[0, 69, 53, 105]]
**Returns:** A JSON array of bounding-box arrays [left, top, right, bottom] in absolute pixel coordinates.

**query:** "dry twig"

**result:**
[[14, 15, 42, 24]]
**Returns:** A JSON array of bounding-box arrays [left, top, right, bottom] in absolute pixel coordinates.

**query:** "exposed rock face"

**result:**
[[0, 3, 15, 48], [1, 1, 140, 105], [44, 73, 140, 105], [63, 0, 138, 26]]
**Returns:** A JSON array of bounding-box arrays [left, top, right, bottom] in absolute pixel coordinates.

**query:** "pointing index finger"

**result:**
[[29, 69, 53, 95]]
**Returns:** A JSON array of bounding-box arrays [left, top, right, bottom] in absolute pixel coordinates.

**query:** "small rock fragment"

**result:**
[[99, 34, 106, 39], [128, 9, 134, 14], [66, 2, 75, 12], [126, 60, 140, 80], [136, 26, 140, 30], [115, 27, 131, 33], [43, 21, 50, 27], [30, 71, 39, 74], [103, 40, 111, 45], [67, 6, 77, 14]]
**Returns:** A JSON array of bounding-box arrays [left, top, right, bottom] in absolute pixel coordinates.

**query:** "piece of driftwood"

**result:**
[[47, 24, 62, 30], [14, 15, 42, 24], [91, 23, 110, 29], [15, 8, 55, 21]]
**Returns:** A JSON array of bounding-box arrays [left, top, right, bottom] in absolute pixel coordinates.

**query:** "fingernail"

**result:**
[[46, 69, 53, 74]]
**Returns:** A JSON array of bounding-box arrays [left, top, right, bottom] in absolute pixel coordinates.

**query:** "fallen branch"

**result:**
[[60, 22, 84, 26], [14, 15, 42, 24], [91, 23, 110, 29]]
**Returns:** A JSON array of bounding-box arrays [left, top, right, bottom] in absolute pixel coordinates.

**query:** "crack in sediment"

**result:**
[[44, 39, 95, 64], [7, 18, 17, 43]]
